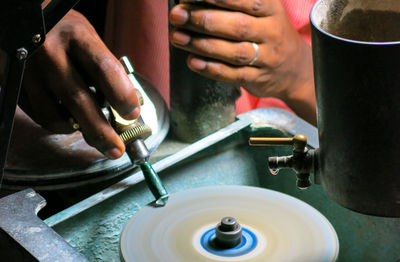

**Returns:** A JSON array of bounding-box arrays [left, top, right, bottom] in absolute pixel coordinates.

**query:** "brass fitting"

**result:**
[[108, 107, 152, 142], [108, 56, 152, 145], [107, 106, 152, 164], [119, 124, 152, 145], [107, 56, 153, 163], [249, 134, 307, 150]]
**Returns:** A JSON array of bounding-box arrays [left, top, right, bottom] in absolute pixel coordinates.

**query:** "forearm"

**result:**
[[282, 40, 316, 125], [286, 82, 316, 126]]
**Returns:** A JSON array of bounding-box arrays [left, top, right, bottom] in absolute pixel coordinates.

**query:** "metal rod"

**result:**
[[140, 161, 169, 206], [0, 56, 26, 189], [249, 137, 293, 146], [249, 135, 307, 151]]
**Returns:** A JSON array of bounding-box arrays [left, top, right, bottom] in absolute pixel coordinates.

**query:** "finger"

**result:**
[[186, 54, 266, 94], [170, 29, 266, 67], [61, 70, 126, 159], [181, 0, 275, 17], [170, 4, 264, 42], [66, 12, 140, 120], [41, 47, 125, 159], [20, 85, 75, 134], [21, 60, 75, 133]]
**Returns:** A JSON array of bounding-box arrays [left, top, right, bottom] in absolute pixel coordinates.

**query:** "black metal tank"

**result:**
[[311, 0, 400, 217]]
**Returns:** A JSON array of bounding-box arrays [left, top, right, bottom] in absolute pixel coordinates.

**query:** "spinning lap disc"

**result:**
[[120, 186, 339, 262]]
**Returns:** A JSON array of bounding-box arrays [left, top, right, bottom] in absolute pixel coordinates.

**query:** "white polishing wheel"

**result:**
[[120, 185, 339, 262]]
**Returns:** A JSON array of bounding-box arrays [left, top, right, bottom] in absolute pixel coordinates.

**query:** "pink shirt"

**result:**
[[105, 0, 316, 114], [281, 0, 316, 44]]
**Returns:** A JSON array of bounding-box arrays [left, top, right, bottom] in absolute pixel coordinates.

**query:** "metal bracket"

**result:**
[[0, 189, 88, 261], [0, 0, 80, 186]]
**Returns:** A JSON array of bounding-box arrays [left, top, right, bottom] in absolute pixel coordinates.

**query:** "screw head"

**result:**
[[32, 34, 42, 44], [16, 48, 28, 60]]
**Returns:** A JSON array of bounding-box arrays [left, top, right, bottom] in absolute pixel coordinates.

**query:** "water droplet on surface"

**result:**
[[269, 168, 280, 175]]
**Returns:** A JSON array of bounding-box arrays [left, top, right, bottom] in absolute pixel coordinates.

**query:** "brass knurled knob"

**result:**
[[108, 106, 152, 143], [119, 124, 152, 145]]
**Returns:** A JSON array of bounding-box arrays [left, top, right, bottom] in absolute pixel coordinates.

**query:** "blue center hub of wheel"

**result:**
[[200, 227, 257, 257]]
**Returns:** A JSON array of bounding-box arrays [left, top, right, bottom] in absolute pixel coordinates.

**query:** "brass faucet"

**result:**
[[249, 135, 315, 189]]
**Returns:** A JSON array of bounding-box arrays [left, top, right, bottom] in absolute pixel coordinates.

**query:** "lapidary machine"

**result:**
[[0, 0, 399, 261]]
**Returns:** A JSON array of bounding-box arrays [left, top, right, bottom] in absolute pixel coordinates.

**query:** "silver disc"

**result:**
[[120, 185, 339, 262]]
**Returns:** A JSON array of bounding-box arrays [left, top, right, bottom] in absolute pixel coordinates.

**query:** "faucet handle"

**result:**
[[249, 134, 307, 152]]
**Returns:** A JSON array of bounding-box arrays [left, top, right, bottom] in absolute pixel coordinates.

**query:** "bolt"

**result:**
[[220, 217, 237, 231], [16, 48, 28, 60], [32, 34, 42, 44], [214, 216, 242, 248]]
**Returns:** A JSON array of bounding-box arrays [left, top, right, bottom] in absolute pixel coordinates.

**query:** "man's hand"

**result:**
[[169, 0, 316, 124], [20, 10, 140, 159]]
